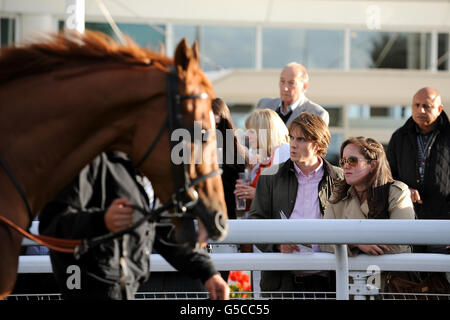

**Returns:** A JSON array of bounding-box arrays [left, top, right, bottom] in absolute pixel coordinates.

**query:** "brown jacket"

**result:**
[[320, 180, 415, 256]]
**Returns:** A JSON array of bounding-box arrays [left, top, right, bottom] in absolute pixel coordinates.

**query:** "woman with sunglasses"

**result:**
[[321, 136, 415, 257]]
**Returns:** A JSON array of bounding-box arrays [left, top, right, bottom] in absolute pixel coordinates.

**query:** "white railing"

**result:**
[[19, 219, 450, 300]]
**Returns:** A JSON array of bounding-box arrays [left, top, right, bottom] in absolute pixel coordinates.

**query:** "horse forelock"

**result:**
[[0, 30, 174, 85]]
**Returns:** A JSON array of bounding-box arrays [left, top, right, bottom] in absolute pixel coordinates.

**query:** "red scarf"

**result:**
[[250, 159, 273, 188], [246, 157, 273, 211]]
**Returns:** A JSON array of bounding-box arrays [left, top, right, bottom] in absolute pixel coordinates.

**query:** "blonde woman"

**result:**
[[234, 109, 290, 202], [234, 109, 290, 296]]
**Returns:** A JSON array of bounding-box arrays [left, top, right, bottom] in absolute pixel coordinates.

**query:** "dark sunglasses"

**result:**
[[339, 156, 370, 167]]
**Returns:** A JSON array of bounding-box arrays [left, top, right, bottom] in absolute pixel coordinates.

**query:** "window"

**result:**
[[118, 23, 165, 50], [198, 25, 256, 71], [438, 33, 449, 71], [350, 31, 431, 69], [1, 18, 15, 47], [324, 105, 343, 127], [326, 133, 343, 166], [173, 25, 197, 51], [263, 28, 344, 69], [347, 104, 410, 129], [229, 104, 254, 129], [61, 22, 165, 50]]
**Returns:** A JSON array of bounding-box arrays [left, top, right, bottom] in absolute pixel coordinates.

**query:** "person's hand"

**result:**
[[204, 274, 230, 300], [234, 184, 255, 200], [355, 244, 390, 255], [279, 244, 300, 253], [104, 198, 134, 233], [409, 188, 423, 204]]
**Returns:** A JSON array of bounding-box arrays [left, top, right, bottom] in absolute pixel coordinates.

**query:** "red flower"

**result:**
[[242, 283, 252, 292], [239, 272, 250, 283], [228, 271, 253, 300], [229, 270, 243, 282]]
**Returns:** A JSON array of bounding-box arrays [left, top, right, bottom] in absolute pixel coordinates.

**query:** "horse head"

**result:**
[[132, 39, 228, 246]]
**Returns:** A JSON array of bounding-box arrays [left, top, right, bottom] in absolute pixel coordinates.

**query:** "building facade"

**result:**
[[1, 0, 450, 162]]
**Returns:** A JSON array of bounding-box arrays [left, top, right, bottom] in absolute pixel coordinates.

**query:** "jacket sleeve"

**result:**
[[247, 175, 278, 252], [387, 133, 399, 180], [153, 224, 218, 283], [384, 181, 415, 254], [38, 177, 108, 239], [321, 109, 330, 127]]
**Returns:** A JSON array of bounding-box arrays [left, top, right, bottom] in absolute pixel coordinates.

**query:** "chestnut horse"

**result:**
[[0, 31, 227, 298]]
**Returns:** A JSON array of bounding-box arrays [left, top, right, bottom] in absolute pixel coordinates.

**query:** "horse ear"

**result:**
[[192, 41, 200, 62], [175, 38, 201, 85], [174, 38, 191, 72]]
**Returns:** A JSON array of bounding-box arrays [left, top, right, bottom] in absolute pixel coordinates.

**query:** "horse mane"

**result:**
[[0, 31, 174, 85]]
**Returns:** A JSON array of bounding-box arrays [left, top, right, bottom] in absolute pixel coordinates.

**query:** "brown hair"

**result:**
[[212, 98, 245, 169], [212, 98, 235, 131], [330, 136, 394, 219], [288, 112, 330, 157]]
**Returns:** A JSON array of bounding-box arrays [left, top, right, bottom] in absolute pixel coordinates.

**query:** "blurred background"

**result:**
[[2, 0, 450, 164]]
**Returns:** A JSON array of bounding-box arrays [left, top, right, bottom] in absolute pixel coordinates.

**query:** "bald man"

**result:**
[[387, 87, 450, 229], [257, 62, 329, 126]]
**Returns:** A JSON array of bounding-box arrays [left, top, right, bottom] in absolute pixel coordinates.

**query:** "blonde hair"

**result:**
[[245, 109, 289, 157]]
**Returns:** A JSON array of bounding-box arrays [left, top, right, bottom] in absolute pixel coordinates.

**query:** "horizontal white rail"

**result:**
[[24, 219, 450, 246], [18, 252, 450, 274], [20, 219, 450, 300], [216, 219, 450, 245]]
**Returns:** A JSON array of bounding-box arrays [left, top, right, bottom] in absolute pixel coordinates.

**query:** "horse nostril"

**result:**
[[214, 210, 228, 241]]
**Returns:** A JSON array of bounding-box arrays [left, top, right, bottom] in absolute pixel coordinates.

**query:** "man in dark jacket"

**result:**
[[248, 113, 343, 294], [387, 87, 450, 253], [39, 151, 229, 300]]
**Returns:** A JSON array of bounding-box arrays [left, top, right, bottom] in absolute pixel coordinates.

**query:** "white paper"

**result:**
[[279, 210, 314, 254]]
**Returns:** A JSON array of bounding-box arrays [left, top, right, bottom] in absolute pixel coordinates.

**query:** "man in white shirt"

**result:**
[[257, 62, 329, 126]]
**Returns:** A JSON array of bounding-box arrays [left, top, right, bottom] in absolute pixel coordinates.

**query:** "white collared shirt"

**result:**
[[278, 94, 305, 115]]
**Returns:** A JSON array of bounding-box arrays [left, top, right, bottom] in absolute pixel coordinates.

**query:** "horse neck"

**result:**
[[0, 64, 167, 217]]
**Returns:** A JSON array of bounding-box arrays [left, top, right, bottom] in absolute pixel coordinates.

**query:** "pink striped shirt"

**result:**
[[290, 158, 324, 252]]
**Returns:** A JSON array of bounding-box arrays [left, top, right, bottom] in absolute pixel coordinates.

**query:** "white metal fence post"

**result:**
[[335, 244, 349, 300]]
